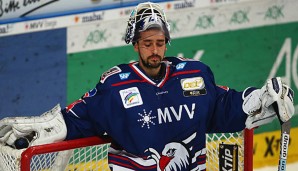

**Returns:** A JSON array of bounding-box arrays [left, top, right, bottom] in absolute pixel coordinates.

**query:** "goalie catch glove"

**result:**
[[0, 104, 67, 148], [243, 77, 295, 129]]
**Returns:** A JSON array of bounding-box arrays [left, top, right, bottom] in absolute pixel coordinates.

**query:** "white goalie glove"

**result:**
[[243, 77, 295, 129], [0, 104, 67, 148]]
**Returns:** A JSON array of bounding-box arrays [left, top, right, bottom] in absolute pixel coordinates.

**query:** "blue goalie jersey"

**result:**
[[62, 57, 248, 171]]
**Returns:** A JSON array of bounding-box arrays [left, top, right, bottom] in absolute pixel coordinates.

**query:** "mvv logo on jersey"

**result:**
[[180, 77, 207, 97], [137, 103, 196, 129], [120, 87, 143, 108]]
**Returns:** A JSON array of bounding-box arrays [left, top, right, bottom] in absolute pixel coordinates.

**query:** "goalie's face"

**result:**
[[134, 29, 167, 70]]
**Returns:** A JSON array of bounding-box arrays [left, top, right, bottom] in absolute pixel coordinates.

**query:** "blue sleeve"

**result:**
[[61, 83, 106, 140], [205, 67, 251, 133]]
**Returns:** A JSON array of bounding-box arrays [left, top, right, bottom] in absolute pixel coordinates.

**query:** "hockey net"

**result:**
[[0, 129, 253, 171]]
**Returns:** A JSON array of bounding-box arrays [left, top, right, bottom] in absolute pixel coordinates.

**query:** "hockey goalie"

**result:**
[[0, 2, 295, 171]]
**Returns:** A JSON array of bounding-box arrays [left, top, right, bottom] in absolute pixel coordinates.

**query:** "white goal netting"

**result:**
[[0, 130, 252, 171]]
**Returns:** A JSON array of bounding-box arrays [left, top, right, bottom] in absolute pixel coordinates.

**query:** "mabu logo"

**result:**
[[82, 12, 104, 23], [174, 0, 194, 9]]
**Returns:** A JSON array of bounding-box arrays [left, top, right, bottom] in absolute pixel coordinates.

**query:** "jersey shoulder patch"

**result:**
[[165, 56, 208, 72], [100, 66, 122, 83]]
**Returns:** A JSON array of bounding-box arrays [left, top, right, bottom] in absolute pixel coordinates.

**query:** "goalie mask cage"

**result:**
[[0, 129, 253, 171]]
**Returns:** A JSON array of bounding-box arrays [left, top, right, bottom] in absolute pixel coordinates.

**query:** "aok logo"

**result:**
[[83, 29, 107, 48]]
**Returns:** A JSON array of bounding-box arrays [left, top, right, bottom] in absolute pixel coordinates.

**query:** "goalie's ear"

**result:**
[[134, 42, 139, 52]]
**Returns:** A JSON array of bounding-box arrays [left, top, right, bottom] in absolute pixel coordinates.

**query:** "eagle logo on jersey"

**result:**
[[141, 132, 207, 171], [108, 133, 207, 171], [146, 142, 189, 171]]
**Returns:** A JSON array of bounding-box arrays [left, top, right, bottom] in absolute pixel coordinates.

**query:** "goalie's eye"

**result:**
[[144, 42, 164, 47], [142, 43, 165, 51]]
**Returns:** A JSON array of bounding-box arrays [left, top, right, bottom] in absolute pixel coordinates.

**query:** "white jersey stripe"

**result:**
[[192, 148, 206, 163]]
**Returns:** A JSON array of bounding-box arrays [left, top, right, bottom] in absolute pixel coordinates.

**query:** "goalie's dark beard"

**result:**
[[139, 54, 162, 69]]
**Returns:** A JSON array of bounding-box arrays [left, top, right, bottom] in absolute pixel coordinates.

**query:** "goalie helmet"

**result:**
[[124, 2, 171, 44]]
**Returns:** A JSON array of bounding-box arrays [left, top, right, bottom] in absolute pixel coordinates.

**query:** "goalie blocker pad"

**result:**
[[0, 104, 67, 147], [243, 77, 294, 129], [268, 78, 294, 123]]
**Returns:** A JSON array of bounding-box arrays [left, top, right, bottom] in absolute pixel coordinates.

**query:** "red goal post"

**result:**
[[0, 129, 253, 171], [21, 136, 112, 171]]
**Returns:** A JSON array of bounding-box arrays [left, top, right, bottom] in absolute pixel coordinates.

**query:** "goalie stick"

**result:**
[[273, 102, 291, 171]]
